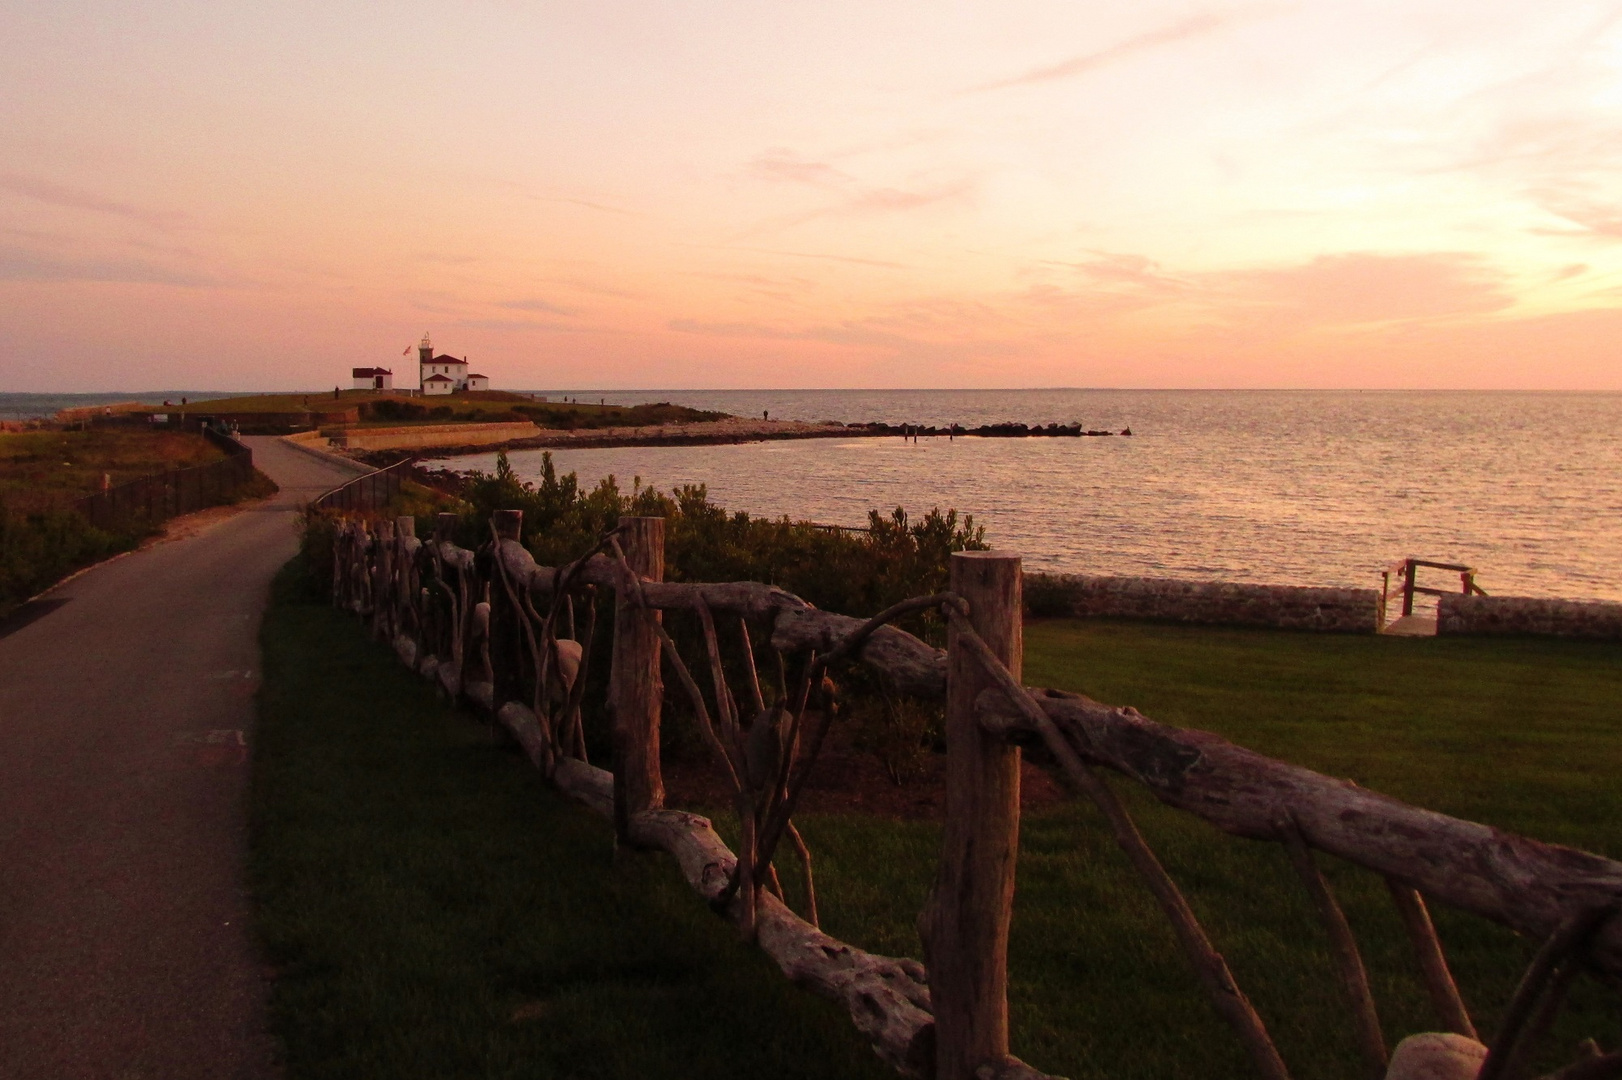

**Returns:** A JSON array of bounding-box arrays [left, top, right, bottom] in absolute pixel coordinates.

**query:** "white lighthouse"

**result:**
[[418, 332, 466, 395]]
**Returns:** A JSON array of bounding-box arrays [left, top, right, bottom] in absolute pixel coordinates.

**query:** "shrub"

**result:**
[[849, 692, 942, 785], [363, 399, 427, 422], [0, 503, 140, 616], [1023, 573, 1077, 618], [298, 451, 986, 777], [445, 452, 987, 628]]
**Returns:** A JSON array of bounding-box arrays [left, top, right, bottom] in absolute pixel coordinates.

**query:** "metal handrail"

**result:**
[[69, 423, 256, 529], [310, 456, 415, 514]]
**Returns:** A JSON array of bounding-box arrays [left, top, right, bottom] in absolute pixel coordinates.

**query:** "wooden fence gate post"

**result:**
[[611, 516, 666, 843], [925, 550, 1024, 1080]]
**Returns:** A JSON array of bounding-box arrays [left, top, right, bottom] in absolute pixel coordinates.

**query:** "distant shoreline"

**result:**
[[357, 416, 1126, 463]]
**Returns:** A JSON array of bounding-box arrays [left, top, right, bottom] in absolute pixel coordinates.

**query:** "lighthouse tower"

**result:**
[[417, 332, 435, 393]]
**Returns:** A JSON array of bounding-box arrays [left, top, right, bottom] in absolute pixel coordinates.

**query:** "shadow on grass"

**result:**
[[251, 559, 895, 1079]]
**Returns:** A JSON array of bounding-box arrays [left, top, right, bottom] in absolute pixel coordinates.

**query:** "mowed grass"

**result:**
[[788, 621, 1622, 1079], [255, 573, 1622, 1080]]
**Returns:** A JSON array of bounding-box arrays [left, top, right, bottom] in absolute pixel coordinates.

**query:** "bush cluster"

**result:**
[[363, 399, 455, 423], [448, 452, 987, 626], [299, 451, 991, 623], [299, 451, 984, 781], [0, 504, 139, 617]]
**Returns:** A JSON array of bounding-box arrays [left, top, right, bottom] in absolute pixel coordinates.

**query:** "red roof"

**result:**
[[430, 354, 467, 365], [352, 367, 393, 377], [466, 373, 488, 379], [423, 373, 454, 383]]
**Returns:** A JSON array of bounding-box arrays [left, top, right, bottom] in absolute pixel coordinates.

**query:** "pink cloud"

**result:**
[[0, 173, 184, 232], [970, 8, 1278, 93], [749, 148, 852, 186]]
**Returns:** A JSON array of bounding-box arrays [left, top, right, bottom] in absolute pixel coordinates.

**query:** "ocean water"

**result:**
[[448, 390, 1622, 603], [0, 392, 240, 420]]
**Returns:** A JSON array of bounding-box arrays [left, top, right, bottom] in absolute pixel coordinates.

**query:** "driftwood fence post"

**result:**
[[489, 509, 528, 709], [924, 550, 1024, 1080], [611, 516, 666, 843]]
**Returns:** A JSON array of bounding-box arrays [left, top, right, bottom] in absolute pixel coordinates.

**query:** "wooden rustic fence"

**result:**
[[73, 425, 256, 530], [325, 509, 1622, 1080]]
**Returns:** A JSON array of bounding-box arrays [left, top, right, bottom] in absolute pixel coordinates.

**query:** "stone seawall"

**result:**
[[278, 431, 372, 476], [1026, 573, 1380, 633], [1438, 594, 1622, 640], [326, 420, 541, 451]]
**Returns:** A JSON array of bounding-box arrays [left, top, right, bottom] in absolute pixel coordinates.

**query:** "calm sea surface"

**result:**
[[443, 390, 1622, 604], [8, 389, 1615, 601], [0, 392, 240, 419]]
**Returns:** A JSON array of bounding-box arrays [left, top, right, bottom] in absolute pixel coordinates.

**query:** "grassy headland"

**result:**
[[255, 563, 1621, 1079], [0, 427, 226, 513], [196, 389, 729, 430], [0, 426, 274, 618]]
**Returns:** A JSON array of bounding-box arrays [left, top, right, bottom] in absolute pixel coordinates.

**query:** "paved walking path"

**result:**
[[0, 437, 364, 1080]]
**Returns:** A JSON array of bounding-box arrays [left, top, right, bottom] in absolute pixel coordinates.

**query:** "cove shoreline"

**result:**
[[357, 416, 1130, 464]]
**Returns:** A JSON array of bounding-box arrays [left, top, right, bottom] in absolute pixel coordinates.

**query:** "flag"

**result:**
[[402, 345, 411, 355]]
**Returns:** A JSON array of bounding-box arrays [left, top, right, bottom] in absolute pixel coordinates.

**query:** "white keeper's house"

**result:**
[[415, 333, 490, 395], [352, 367, 394, 390]]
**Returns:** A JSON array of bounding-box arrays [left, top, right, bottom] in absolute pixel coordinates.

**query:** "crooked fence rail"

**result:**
[[321, 507, 1622, 1080], [72, 425, 256, 531]]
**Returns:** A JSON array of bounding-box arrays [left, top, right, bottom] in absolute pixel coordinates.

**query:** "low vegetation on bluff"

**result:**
[[0, 427, 272, 618], [304, 450, 987, 630], [194, 389, 729, 431], [0, 427, 226, 511], [300, 450, 987, 778]]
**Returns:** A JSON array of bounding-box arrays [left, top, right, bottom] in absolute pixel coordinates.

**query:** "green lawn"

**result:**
[[254, 573, 1622, 1079], [796, 621, 1622, 1079], [1022, 619, 1622, 853]]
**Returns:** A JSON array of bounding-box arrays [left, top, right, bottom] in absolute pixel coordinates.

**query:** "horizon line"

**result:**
[[7, 386, 1622, 396]]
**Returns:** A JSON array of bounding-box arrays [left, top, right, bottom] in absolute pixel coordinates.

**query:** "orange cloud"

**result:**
[[1213, 252, 1515, 326]]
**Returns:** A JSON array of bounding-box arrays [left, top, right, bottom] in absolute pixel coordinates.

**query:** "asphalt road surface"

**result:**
[[0, 437, 364, 1079]]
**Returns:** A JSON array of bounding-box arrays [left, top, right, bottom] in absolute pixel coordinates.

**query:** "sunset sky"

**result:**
[[3, 1, 1620, 391]]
